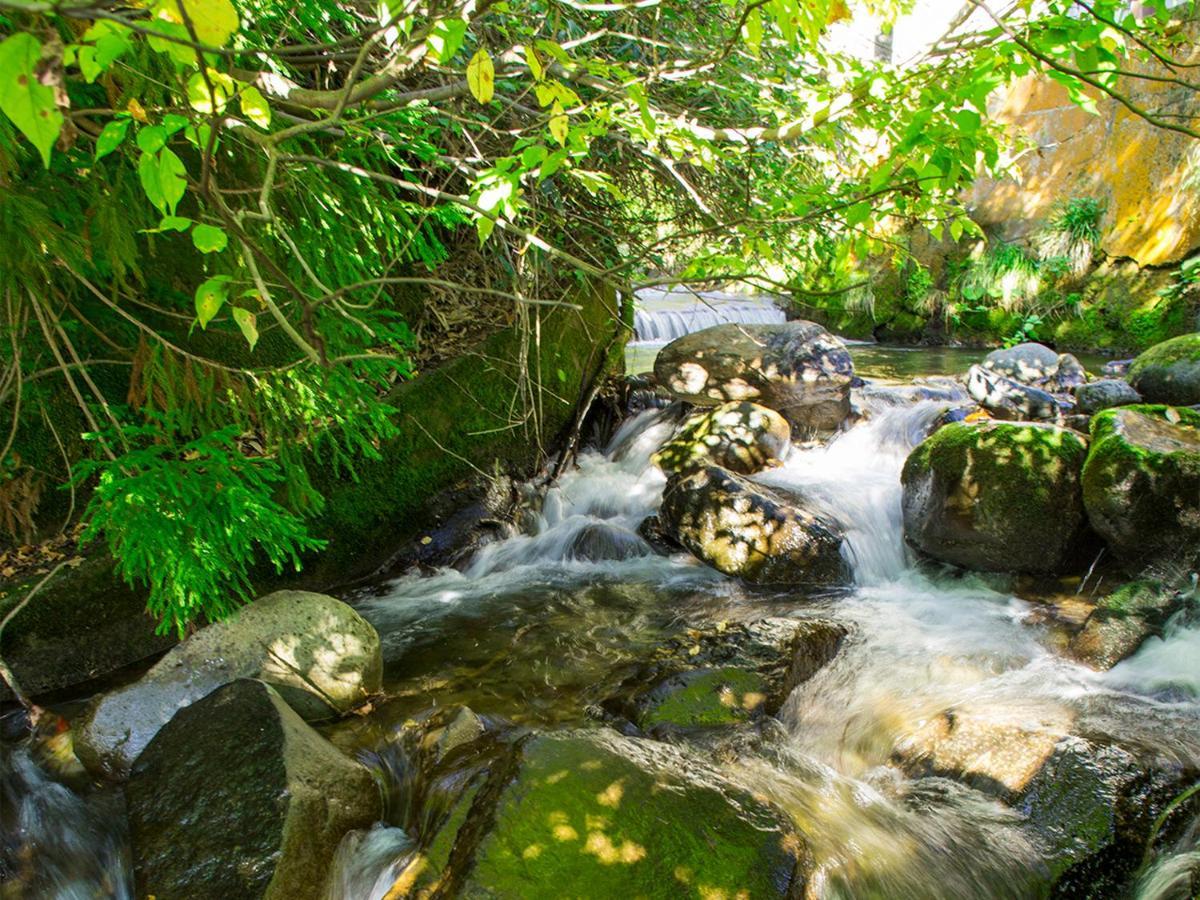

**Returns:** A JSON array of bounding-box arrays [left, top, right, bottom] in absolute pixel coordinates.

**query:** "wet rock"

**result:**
[[653, 321, 854, 433], [1068, 580, 1184, 670], [439, 730, 805, 898], [660, 465, 848, 586], [966, 365, 1062, 421], [628, 618, 847, 734], [565, 522, 652, 562], [1074, 378, 1142, 414], [635, 514, 680, 555], [653, 401, 791, 476], [982, 342, 1062, 384], [901, 421, 1092, 575], [1081, 405, 1200, 569], [75, 590, 382, 779], [127, 679, 382, 900], [1102, 358, 1134, 377], [894, 705, 1074, 799], [1018, 736, 1200, 893], [1049, 353, 1089, 392], [1128, 332, 1200, 406], [0, 555, 175, 702]]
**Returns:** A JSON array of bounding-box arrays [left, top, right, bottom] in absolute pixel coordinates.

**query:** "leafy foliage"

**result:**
[[0, 0, 1194, 629], [1035, 197, 1106, 276]]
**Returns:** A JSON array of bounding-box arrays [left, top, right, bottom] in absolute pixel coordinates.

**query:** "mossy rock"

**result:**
[[1128, 333, 1200, 406], [901, 421, 1092, 575], [0, 555, 175, 702], [636, 667, 769, 730], [1081, 405, 1200, 568], [652, 401, 790, 477], [1068, 580, 1183, 670], [456, 730, 804, 898]]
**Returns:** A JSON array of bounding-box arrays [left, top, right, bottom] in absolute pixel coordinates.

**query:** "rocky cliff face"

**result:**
[[969, 30, 1200, 267]]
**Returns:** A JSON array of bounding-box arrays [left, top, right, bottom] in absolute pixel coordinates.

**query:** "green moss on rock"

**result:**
[[638, 667, 769, 729], [459, 731, 802, 899], [901, 421, 1092, 574], [1081, 404, 1200, 568], [1128, 333, 1200, 405]]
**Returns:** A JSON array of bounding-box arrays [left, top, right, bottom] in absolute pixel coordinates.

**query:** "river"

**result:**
[[2, 300, 1197, 898]]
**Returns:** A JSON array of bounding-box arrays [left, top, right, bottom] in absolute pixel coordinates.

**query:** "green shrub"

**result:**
[[1035, 197, 1105, 276]]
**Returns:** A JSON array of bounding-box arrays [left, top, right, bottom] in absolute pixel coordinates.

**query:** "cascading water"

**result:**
[[7, 375, 1200, 899], [625, 287, 788, 373]]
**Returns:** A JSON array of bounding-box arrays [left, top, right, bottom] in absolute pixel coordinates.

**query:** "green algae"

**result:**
[[459, 732, 799, 899], [638, 667, 769, 729]]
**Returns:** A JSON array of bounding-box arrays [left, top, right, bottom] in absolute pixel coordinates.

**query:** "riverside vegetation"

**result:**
[[1, 1, 1200, 898]]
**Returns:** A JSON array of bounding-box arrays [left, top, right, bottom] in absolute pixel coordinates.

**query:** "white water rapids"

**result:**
[[4, 387, 1199, 898]]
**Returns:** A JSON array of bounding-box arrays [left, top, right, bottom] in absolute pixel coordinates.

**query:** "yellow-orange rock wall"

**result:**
[[969, 38, 1200, 267]]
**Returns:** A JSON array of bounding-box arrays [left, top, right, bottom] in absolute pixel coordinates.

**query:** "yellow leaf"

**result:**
[[549, 101, 568, 145], [153, 0, 239, 48], [127, 98, 149, 123], [467, 47, 494, 104], [239, 84, 270, 128], [524, 45, 543, 81]]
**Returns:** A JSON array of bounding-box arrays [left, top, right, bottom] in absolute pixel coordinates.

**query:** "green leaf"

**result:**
[[467, 48, 494, 104], [137, 125, 168, 153], [231, 307, 258, 350], [94, 118, 130, 160], [429, 18, 467, 63], [475, 214, 495, 244], [954, 108, 981, 135], [138, 148, 187, 214], [549, 102, 568, 145], [0, 33, 64, 168], [163, 113, 189, 134], [195, 275, 230, 328], [152, 0, 240, 48], [192, 223, 228, 253], [239, 85, 271, 128], [158, 215, 193, 232], [524, 44, 544, 80], [187, 70, 235, 114], [520, 144, 547, 169]]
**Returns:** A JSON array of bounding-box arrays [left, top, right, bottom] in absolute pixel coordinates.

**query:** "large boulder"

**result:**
[[1068, 580, 1184, 670], [965, 365, 1062, 421], [1081, 405, 1200, 569], [75, 590, 381, 778], [901, 422, 1092, 575], [448, 731, 805, 898], [1073, 378, 1142, 414], [127, 679, 382, 900], [982, 342, 1062, 384], [653, 401, 791, 476], [653, 321, 854, 432], [1128, 333, 1200, 406], [659, 465, 848, 586]]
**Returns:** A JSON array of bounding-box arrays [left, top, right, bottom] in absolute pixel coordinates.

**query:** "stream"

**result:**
[[3, 298, 1199, 898]]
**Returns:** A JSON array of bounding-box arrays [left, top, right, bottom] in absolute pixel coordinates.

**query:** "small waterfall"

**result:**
[[756, 396, 958, 585], [630, 287, 786, 343]]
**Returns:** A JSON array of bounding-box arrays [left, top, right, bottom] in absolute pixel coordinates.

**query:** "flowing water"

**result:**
[[4, 351, 1199, 898]]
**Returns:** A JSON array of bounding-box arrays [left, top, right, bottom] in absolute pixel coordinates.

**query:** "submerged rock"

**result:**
[[965, 365, 1062, 421], [660, 465, 847, 586], [1068, 580, 1184, 670], [901, 421, 1092, 575], [75, 590, 382, 779], [653, 321, 854, 433], [608, 617, 848, 734], [1128, 332, 1200, 406], [982, 342, 1061, 384], [1074, 378, 1142, 414], [127, 679, 382, 900], [653, 401, 791, 476], [442, 730, 805, 898], [1081, 405, 1200, 569]]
